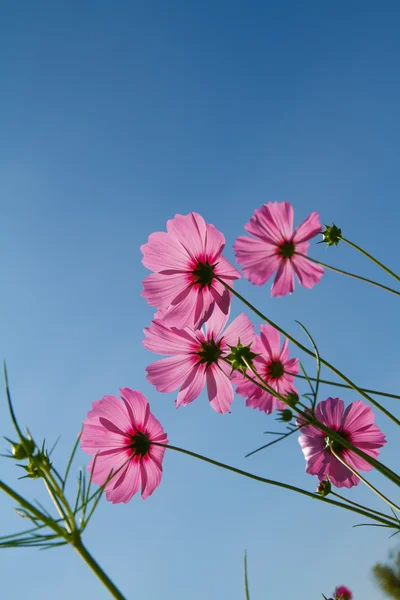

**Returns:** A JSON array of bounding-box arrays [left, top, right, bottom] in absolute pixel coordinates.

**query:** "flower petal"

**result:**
[[146, 356, 197, 393], [271, 259, 295, 297], [234, 236, 281, 285], [206, 363, 234, 413], [291, 255, 324, 289], [176, 364, 206, 407], [292, 211, 322, 243]]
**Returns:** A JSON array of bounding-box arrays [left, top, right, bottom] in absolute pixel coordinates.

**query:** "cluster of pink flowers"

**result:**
[[80, 202, 386, 505]]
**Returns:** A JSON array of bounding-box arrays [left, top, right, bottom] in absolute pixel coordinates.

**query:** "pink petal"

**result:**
[[80, 424, 127, 454], [222, 313, 255, 348], [210, 279, 231, 316], [206, 363, 234, 414], [106, 459, 142, 504], [84, 396, 130, 435], [291, 255, 324, 289], [259, 324, 281, 358], [160, 286, 200, 328], [141, 459, 163, 500], [119, 388, 150, 430], [142, 272, 189, 308], [204, 222, 226, 262], [246, 391, 276, 414], [271, 259, 295, 297], [166, 213, 207, 260], [292, 211, 322, 243], [204, 306, 230, 340], [146, 355, 197, 393], [234, 236, 281, 285], [316, 397, 344, 430], [141, 231, 190, 272], [341, 400, 375, 432], [143, 318, 198, 355], [176, 364, 206, 407], [244, 202, 293, 244], [214, 254, 241, 281]]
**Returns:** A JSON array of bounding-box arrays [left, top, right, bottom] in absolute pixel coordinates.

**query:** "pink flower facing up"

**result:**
[[80, 388, 168, 503], [144, 310, 255, 414], [298, 397, 386, 488], [335, 586, 353, 600], [233, 324, 299, 414], [141, 212, 241, 329], [234, 201, 324, 297]]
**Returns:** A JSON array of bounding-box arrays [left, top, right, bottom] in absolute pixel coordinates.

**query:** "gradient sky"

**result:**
[[1, 2, 400, 599]]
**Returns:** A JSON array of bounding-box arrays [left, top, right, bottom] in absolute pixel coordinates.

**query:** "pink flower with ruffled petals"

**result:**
[[141, 212, 241, 328], [144, 310, 255, 413], [80, 388, 168, 503], [298, 397, 386, 488], [234, 201, 324, 297], [233, 324, 299, 414], [335, 586, 353, 600]]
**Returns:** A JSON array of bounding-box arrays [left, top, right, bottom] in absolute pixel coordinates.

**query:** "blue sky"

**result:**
[[1, 1, 400, 598]]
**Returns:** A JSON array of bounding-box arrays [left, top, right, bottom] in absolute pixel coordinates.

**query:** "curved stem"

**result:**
[[73, 538, 126, 600], [331, 491, 397, 522], [216, 277, 400, 430], [340, 236, 400, 283], [234, 360, 400, 487], [296, 253, 400, 297], [43, 478, 72, 533], [329, 444, 400, 514], [291, 373, 400, 401], [153, 443, 397, 528]]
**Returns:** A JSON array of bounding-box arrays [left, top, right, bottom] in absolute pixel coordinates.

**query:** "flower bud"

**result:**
[[21, 452, 51, 479], [277, 409, 293, 423], [285, 392, 299, 408], [317, 479, 331, 497], [322, 224, 342, 246], [226, 341, 258, 374], [6, 437, 36, 460]]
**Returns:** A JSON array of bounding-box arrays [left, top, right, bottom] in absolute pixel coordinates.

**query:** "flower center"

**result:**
[[130, 430, 151, 458], [279, 240, 295, 258], [267, 360, 284, 380], [325, 430, 349, 455], [198, 339, 223, 365], [192, 260, 216, 288]]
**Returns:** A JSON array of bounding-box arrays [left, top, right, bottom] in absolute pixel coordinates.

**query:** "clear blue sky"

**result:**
[[1, 2, 400, 598]]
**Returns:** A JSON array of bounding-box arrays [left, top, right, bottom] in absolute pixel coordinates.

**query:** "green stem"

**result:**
[[331, 491, 397, 522], [73, 538, 126, 600], [236, 361, 400, 487], [329, 444, 400, 514], [153, 443, 397, 528], [297, 253, 400, 297], [217, 277, 400, 429], [0, 480, 67, 538], [340, 236, 400, 284], [291, 373, 400, 401], [42, 478, 72, 533]]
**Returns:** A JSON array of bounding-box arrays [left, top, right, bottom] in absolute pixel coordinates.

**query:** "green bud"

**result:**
[[21, 452, 51, 479], [277, 409, 293, 423], [317, 479, 331, 497], [226, 340, 258, 374], [285, 392, 299, 408], [322, 224, 342, 247], [6, 436, 36, 460]]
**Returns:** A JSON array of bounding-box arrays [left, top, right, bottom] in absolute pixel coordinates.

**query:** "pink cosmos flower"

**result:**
[[234, 201, 324, 296], [141, 212, 241, 328], [335, 586, 353, 600], [298, 397, 386, 488], [80, 388, 168, 503], [143, 310, 255, 413], [233, 324, 299, 414]]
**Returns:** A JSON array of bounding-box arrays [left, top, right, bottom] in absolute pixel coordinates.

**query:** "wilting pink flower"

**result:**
[[233, 324, 299, 414], [298, 397, 386, 488], [141, 212, 241, 328], [335, 586, 353, 600], [234, 201, 323, 297], [144, 310, 255, 413], [80, 389, 168, 503]]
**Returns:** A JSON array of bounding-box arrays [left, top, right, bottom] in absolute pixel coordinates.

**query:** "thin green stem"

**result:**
[[73, 538, 126, 600], [329, 444, 400, 514], [297, 253, 400, 297], [42, 478, 72, 533], [291, 373, 400, 401], [331, 491, 397, 522], [244, 551, 250, 600], [0, 480, 67, 538], [216, 277, 400, 429], [153, 443, 397, 528], [236, 361, 400, 487], [340, 236, 400, 284]]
